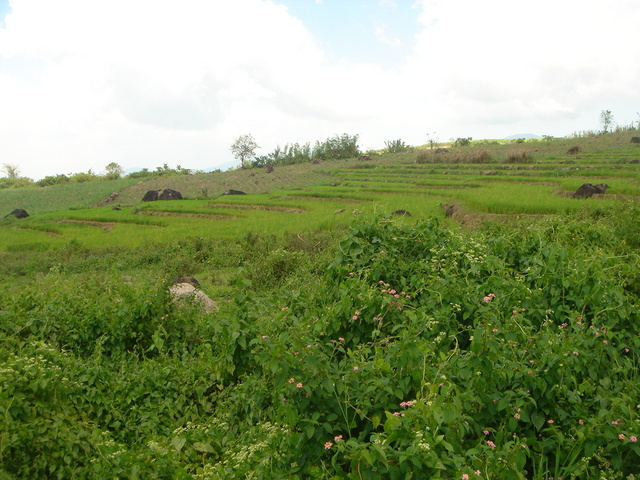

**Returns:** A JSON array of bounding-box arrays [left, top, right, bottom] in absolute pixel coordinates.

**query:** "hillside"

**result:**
[[1, 130, 639, 217], [1, 130, 639, 478]]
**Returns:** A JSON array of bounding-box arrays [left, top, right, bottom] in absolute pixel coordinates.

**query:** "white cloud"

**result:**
[[374, 23, 403, 47], [404, 0, 640, 134], [0, 0, 639, 180], [0, 0, 337, 178]]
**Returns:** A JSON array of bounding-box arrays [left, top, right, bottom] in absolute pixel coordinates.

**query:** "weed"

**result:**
[[505, 150, 535, 163]]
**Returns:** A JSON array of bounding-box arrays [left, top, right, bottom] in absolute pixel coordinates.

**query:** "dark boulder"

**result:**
[[444, 204, 456, 217], [5, 209, 29, 219], [391, 209, 411, 217], [142, 190, 159, 201], [630, 137, 640, 144], [572, 183, 610, 198], [142, 189, 183, 201], [592, 183, 610, 194], [222, 189, 246, 196], [571, 183, 597, 199], [158, 189, 183, 200], [567, 146, 581, 155]]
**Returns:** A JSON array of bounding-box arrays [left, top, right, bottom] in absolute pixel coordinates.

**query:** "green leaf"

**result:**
[[305, 425, 315, 439], [531, 411, 545, 431], [362, 450, 374, 467], [371, 443, 387, 463], [497, 397, 510, 412], [384, 413, 402, 433], [515, 449, 526, 470], [471, 329, 484, 354], [192, 442, 214, 453], [372, 415, 381, 429], [443, 406, 458, 424], [171, 436, 186, 452]]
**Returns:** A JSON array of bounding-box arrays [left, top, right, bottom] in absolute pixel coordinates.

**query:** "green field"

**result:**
[[2, 132, 639, 251], [1, 131, 639, 478]]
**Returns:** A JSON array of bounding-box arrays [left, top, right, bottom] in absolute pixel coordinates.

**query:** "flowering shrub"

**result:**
[[1, 215, 639, 478], [245, 217, 640, 477]]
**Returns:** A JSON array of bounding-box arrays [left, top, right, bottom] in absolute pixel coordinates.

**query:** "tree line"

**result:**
[[231, 133, 362, 169], [0, 162, 198, 189]]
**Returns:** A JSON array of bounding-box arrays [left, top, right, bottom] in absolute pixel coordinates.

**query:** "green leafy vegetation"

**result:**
[[1, 129, 640, 477]]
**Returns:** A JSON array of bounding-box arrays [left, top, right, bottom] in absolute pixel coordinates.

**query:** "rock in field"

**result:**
[[169, 281, 217, 314], [4, 209, 29, 219], [222, 189, 246, 196], [142, 189, 183, 201], [571, 183, 610, 199]]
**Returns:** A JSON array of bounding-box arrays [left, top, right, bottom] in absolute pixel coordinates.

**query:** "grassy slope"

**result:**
[[1, 132, 640, 478], [0, 131, 638, 252]]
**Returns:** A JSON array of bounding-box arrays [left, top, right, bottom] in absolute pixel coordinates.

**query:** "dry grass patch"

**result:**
[[445, 204, 546, 228], [61, 219, 165, 230], [137, 211, 235, 220], [205, 203, 307, 213], [280, 195, 362, 203], [9, 227, 61, 237], [61, 219, 120, 231]]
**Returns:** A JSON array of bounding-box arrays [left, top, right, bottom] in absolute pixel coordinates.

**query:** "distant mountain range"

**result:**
[[504, 133, 542, 139]]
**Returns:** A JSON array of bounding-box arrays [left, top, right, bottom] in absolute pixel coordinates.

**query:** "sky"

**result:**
[[0, 0, 639, 180]]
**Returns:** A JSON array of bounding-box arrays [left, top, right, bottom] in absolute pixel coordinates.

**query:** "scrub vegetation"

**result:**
[[1, 130, 640, 478]]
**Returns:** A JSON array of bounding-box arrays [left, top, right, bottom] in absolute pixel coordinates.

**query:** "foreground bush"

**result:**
[[1, 215, 639, 478]]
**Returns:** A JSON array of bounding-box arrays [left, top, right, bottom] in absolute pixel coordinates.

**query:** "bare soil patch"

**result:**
[[138, 211, 235, 220], [61, 219, 163, 230], [205, 203, 306, 213], [280, 196, 361, 203], [61, 219, 119, 231], [9, 227, 61, 237], [447, 207, 545, 229]]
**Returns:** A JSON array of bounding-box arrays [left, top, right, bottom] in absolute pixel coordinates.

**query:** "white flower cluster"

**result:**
[[191, 422, 290, 480]]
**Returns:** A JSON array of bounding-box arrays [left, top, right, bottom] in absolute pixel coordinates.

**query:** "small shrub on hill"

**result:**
[[384, 139, 410, 153], [504, 150, 535, 163], [69, 171, 100, 183], [416, 149, 493, 164], [415, 150, 434, 163], [454, 136, 473, 147], [35, 173, 71, 187], [0, 177, 35, 189], [313, 133, 361, 161]]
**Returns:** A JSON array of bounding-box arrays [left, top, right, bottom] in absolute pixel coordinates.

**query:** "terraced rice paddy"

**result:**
[[1, 133, 639, 251]]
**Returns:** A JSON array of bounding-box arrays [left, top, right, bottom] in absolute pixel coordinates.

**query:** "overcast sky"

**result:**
[[1, 0, 639, 180]]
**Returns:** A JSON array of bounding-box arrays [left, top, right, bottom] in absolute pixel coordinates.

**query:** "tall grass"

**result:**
[[0, 178, 141, 215]]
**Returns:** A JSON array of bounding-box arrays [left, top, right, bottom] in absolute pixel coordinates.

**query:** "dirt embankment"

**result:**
[[204, 204, 306, 213], [108, 165, 335, 206]]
